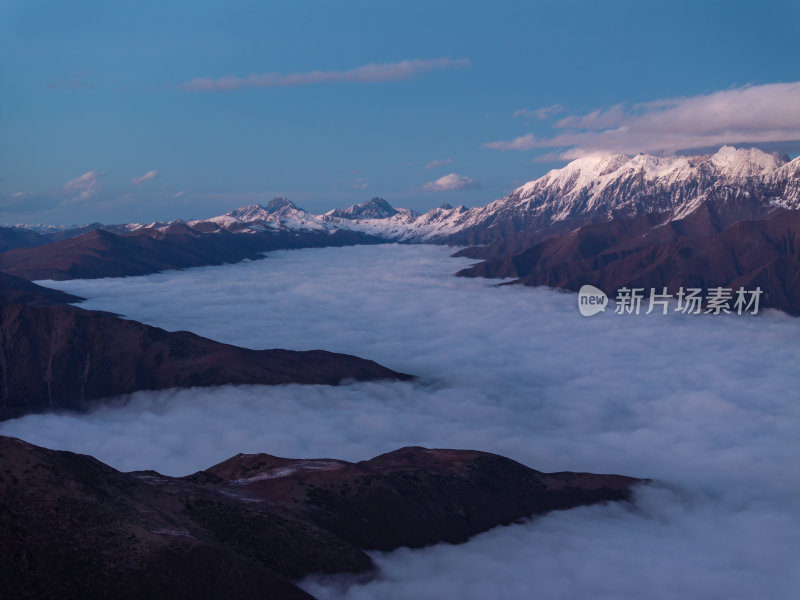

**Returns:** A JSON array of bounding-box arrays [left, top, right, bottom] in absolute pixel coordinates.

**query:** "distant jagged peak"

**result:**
[[515, 152, 629, 195], [778, 153, 800, 174], [620, 146, 786, 180], [225, 198, 302, 221], [8, 221, 101, 234], [328, 197, 399, 220], [225, 204, 270, 221], [265, 197, 300, 213], [395, 207, 419, 218], [707, 145, 788, 177], [428, 202, 466, 215], [513, 145, 791, 198], [563, 152, 631, 176]]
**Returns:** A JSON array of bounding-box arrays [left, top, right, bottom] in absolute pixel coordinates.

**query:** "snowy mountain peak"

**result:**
[[515, 153, 629, 197], [514, 146, 790, 202], [158, 145, 800, 246], [708, 145, 787, 178], [265, 197, 299, 213], [223, 198, 302, 223], [328, 197, 399, 220], [225, 204, 272, 221]]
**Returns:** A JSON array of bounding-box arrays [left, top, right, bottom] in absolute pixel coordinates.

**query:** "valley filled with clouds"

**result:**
[[2, 244, 798, 599]]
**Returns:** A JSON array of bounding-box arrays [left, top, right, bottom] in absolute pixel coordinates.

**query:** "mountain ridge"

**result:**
[[180, 146, 800, 244], [2, 146, 797, 285], [0, 436, 640, 599], [457, 207, 800, 315], [9, 146, 797, 246], [0, 275, 410, 420]]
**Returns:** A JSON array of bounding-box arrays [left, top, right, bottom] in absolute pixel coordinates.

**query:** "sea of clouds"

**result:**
[[3, 244, 799, 599]]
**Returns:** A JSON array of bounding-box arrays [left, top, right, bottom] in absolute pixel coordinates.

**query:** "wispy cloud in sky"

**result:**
[[178, 58, 470, 91], [513, 104, 564, 120], [486, 82, 800, 158], [63, 171, 103, 201], [425, 158, 453, 169], [483, 133, 537, 151], [131, 170, 159, 185], [46, 72, 94, 90], [422, 173, 480, 191]]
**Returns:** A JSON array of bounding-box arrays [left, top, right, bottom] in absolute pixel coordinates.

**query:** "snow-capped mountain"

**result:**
[[3, 146, 798, 285], [188, 197, 328, 234], [176, 146, 798, 244], [9, 146, 798, 247], [183, 195, 478, 241], [491, 144, 799, 236], [326, 197, 404, 220]]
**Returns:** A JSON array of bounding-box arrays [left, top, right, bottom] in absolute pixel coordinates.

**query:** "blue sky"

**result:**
[[1, 0, 799, 224]]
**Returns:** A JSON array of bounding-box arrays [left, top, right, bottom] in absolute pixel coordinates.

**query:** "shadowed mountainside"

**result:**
[[0, 226, 49, 253], [0, 275, 410, 420], [0, 224, 384, 280], [0, 271, 84, 307], [3, 147, 798, 281], [0, 437, 641, 600], [457, 208, 800, 315]]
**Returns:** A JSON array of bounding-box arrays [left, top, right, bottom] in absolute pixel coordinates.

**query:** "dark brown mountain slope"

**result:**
[[0, 226, 48, 253], [0, 301, 410, 420], [0, 437, 641, 600], [0, 271, 84, 306], [0, 226, 265, 280], [457, 209, 800, 315], [0, 223, 386, 281], [203, 446, 639, 552], [454, 197, 780, 262]]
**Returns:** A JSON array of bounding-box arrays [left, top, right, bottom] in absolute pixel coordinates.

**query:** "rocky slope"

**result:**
[[0, 226, 48, 253], [205, 446, 640, 552], [0, 272, 84, 307], [457, 207, 800, 315], [0, 226, 260, 280], [0, 277, 409, 420], [0, 221, 384, 281], [0, 437, 641, 600], [443, 146, 798, 245], [326, 197, 403, 220]]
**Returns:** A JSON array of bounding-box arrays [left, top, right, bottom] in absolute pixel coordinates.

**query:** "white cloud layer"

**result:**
[[422, 173, 480, 191], [178, 58, 470, 91], [5, 245, 800, 599], [487, 81, 800, 158], [131, 170, 159, 185]]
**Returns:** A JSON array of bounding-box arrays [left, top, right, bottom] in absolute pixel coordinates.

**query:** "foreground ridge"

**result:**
[[0, 437, 641, 600]]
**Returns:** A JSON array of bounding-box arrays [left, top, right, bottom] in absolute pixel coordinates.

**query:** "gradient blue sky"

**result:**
[[2, 0, 799, 224]]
